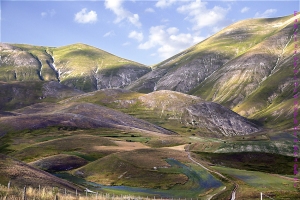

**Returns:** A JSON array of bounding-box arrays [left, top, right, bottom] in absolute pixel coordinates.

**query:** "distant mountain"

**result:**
[[126, 14, 299, 130], [0, 43, 151, 92]]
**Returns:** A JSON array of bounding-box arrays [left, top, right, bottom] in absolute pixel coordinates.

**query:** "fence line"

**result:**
[[1, 182, 190, 200]]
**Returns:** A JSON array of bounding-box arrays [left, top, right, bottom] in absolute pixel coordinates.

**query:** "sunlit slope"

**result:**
[[127, 15, 295, 94], [0, 43, 150, 92], [52, 43, 150, 91]]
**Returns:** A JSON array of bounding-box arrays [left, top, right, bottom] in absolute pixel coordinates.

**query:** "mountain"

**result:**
[[62, 89, 261, 137], [126, 14, 299, 130], [0, 43, 151, 92]]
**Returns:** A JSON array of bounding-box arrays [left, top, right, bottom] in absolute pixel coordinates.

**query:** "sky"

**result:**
[[1, 0, 299, 66]]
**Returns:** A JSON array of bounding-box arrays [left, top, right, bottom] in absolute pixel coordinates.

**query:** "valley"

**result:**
[[0, 13, 300, 199]]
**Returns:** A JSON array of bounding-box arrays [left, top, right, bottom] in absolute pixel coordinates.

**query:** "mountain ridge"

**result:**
[[1, 43, 151, 92]]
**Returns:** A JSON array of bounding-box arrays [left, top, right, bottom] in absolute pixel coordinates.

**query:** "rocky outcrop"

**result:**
[[183, 102, 260, 137], [127, 53, 229, 93], [93, 65, 151, 90], [0, 44, 41, 81]]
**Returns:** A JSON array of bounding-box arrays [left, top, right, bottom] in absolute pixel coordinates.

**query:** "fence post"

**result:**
[[7, 181, 11, 190], [54, 194, 59, 200], [23, 185, 27, 200]]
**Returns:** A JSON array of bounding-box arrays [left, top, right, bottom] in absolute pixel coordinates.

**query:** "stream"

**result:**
[[54, 159, 223, 198]]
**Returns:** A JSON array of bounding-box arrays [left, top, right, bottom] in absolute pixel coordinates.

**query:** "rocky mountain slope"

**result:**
[[64, 89, 260, 137], [126, 14, 299, 130], [1, 43, 151, 92]]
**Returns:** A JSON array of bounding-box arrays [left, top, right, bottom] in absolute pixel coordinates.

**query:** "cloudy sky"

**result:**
[[1, 0, 299, 65]]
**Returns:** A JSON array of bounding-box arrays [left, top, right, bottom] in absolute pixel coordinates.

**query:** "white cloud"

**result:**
[[103, 31, 115, 37], [241, 7, 249, 13], [74, 8, 97, 24], [167, 27, 179, 35], [145, 8, 155, 13], [41, 9, 56, 18], [128, 31, 144, 42], [104, 0, 141, 27], [177, 0, 229, 30], [138, 26, 204, 59], [254, 9, 277, 18], [155, 0, 177, 8], [122, 42, 130, 46]]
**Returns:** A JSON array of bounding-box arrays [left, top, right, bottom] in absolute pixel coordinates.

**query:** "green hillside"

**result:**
[[0, 43, 151, 92]]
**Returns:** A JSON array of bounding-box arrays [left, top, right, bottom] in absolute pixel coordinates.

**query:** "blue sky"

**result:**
[[1, 0, 299, 66]]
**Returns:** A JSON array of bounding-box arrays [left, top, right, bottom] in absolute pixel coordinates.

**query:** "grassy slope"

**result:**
[[60, 89, 202, 136], [0, 154, 81, 191], [211, 166, 300, 199], [0, 81, 83, 111], [75, 149, 189, 189], [1, 43, 150, 92], [189, 15, 299, 130], [52, 43, 150, 91], [0, 43, 43, 82], [65, 89, 263, 138], [232, 42, 300, 129], [128, 16, 291, 94]]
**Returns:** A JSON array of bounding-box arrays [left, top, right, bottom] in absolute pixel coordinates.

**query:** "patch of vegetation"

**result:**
[[194, 152, 295, 175]]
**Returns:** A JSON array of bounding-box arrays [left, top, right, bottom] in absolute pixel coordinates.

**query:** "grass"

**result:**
[[188, 16, 296, 125], [29, 154, 88, 172], [10, 134, 117, 162], [0, 184, 156, 200], [2, 43, 150, 92], [0, 81, 82, 111], [75, 149, 190, 189], [193, 152, 296, 175], [52, 43, 150, 92], [212, 166, 300, 192]]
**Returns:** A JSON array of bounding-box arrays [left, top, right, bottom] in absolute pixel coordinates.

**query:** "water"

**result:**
[[54, 158, 223, 198]]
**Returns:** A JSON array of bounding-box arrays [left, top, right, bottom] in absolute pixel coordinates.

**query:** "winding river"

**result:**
[[54, 159, 223, 198]]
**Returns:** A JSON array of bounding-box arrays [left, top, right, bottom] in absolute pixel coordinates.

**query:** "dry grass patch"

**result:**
[[93, 140, 150, 152]]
